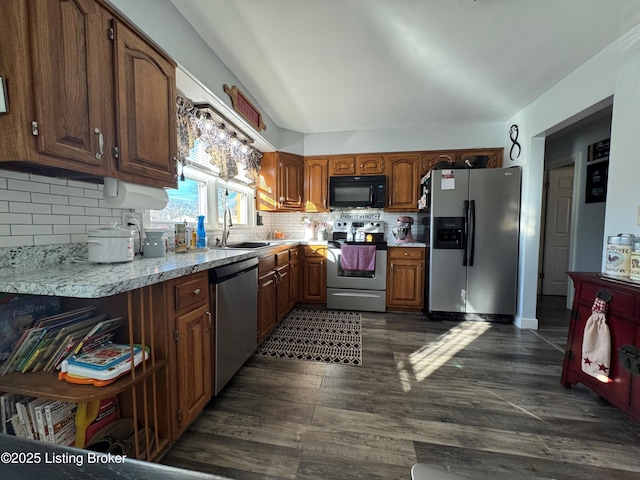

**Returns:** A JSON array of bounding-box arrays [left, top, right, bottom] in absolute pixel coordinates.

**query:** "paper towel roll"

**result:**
[[103, 177, 169, 210]]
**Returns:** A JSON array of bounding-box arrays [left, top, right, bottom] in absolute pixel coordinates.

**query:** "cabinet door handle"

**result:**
[[193, 288, 201, 295], [323, 197, 327, 208], [388, 195, 392, 205], [94, 128, 104, 160], [205, 310, 212, 332], [298, 195, 302, 204]]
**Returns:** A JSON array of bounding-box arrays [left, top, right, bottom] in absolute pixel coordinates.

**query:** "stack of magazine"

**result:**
[[1, 393, 77, 446], [0, 304, 123, 375]]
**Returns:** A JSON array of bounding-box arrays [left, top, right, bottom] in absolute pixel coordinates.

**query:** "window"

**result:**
[[147, 139, 255, 230]]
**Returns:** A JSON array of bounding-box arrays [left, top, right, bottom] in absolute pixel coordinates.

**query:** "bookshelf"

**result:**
[[0, 361, 165, 403], [0, 283, 172, 462]]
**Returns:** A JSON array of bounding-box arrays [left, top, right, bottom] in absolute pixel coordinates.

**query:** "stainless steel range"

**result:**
[[327, 220, 387, 312]]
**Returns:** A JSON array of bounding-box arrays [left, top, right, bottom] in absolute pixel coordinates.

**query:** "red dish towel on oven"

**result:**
[[340, 245, 376, 272]]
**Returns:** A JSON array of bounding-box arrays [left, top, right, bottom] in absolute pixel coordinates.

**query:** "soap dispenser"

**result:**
[[196, 215, 206, 248]]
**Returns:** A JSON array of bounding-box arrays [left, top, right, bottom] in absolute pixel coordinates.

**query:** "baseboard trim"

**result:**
[[514, 316, 539, 330]]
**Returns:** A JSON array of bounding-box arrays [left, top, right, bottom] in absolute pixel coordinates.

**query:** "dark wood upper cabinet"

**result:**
[[0, 0, 177, 188], [304, 157, 329, 212], [113, 20, 177, 187], [258, 152, 304, 211]]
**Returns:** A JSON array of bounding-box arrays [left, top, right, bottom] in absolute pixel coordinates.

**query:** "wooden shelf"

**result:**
[[0, 360, 165, 403]]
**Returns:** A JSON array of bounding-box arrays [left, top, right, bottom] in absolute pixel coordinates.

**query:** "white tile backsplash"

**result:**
[[0, 167, 427, 266], [0, 168, 134, 250]]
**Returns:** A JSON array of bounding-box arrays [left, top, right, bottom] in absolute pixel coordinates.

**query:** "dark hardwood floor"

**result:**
[[161, 298, 640, 479]]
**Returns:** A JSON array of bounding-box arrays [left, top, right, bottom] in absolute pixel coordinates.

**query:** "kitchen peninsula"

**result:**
[[0, 244, 296, 461]]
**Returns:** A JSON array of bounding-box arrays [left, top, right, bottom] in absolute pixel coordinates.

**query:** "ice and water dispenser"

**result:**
[[433, 217, 464, 249]]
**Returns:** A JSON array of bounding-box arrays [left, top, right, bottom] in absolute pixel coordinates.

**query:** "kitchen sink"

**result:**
[[224, 241, 271, 249]]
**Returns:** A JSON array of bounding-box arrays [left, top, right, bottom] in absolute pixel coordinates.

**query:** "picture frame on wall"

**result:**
[[587, 138, 610, 162], [585, 160, 608, 203]]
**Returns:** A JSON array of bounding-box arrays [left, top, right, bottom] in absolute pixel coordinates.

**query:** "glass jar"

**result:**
[[630, 242, 640, 281]]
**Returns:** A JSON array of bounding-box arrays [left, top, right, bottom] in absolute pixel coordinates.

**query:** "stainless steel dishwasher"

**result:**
[[209, 257, 258, 395]]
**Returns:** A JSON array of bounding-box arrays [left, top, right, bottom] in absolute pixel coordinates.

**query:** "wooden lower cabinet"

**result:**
[[562, 272, 640, 422], [386, 247, 425, 310], [167, 271, 212, 437], [301, 245, 327, 304], [258, 246, 298, 344], [258, 270, 278, 344], [276, 264, 291, 323], [289, 247, 300, 309]]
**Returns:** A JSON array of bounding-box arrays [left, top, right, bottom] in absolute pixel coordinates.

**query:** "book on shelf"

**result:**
[[27, 397, 52, 441], [8, 413, 24, 437], [25, 313, 111, 374], [0, 306, 103, 375], [30, 312, 108, 373], [0, 296, 62, 373], [1, 392, 19, 434], [71, 317, 123, 356], [15, 396, 36, 439], [34, 305, 97, 329], [44, 400, 77, 445], [33, 400, 52, 442]]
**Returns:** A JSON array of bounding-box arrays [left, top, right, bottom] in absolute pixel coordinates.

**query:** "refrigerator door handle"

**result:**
[[463, 200, 469, 266], [469, 199, 476, 266]]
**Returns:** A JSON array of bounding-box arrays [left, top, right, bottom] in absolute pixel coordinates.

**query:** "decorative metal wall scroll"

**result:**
[[509, 124, 521, 160]]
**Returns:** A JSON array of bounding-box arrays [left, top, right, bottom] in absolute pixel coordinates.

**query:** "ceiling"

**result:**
[[170, 0, 640, 135]]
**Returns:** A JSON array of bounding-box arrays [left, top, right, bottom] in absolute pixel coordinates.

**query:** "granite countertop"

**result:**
[[0, 239, 426, 299], [0, 243, 298, 299], [387, 241, 427, 248]]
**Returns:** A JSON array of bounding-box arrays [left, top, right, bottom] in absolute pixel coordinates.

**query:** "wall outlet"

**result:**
[[121, 211, 136, 228]]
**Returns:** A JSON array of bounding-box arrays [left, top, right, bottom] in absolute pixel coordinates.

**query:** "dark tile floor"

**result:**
[[162, 297, 640, 479]]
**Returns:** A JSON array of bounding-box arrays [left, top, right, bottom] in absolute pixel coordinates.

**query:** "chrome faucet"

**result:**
[[221, 207, 233, 247]]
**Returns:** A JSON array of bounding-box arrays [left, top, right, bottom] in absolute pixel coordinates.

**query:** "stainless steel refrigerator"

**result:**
[[427, 167, 521, 319]]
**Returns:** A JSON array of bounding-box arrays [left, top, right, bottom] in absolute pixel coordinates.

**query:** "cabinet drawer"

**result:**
[[578, 281, 635, 317], [259, 254, 276, 274], [388, 247, 425, 261], [276, 250, 290, 266], [174, 272, 208, 311], [303, 245, 327, 257]]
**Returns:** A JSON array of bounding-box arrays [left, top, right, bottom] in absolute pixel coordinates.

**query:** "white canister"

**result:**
[[630, 242, 640, 282], [87, 225, 135, 263], [604, 234, 636, 278]]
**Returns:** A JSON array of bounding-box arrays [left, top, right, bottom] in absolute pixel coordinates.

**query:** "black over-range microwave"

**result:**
[[329, 175, 386, 209]]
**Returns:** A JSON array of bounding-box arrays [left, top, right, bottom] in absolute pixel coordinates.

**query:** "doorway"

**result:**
[[540, 165, 575, 297]]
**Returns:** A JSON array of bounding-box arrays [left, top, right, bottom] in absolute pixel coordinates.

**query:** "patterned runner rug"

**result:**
[[255, 308, 362, 366]]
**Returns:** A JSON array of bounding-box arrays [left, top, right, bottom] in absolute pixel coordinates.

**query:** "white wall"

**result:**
[[505, 31, 637, 328], [107, 0, 303, 153], [604, 26, 640, 249], [303, 122, 505, 155], [545, 113, 611, 274]]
